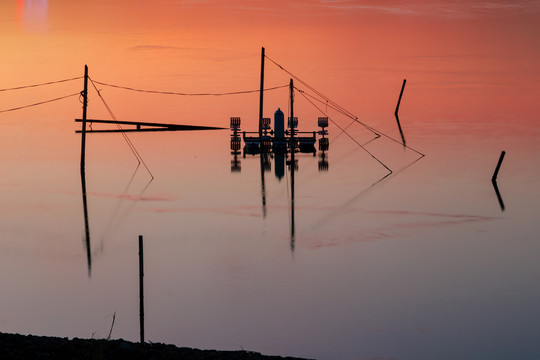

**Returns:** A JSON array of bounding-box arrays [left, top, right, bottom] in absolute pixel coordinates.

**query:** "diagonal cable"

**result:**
[[89, 78, 155, 179], [266, 54, 425, 157], [91, 80, 288, 96], [0, 76, 83, 92], [0, 93, 79, 114], [296, 87, 393, 175]]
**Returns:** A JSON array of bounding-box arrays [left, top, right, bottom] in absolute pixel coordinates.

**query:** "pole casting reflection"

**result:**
[[76, 65, 227, 276]]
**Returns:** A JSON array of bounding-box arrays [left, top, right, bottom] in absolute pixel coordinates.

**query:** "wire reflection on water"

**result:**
[[80, 162, 154, 277]]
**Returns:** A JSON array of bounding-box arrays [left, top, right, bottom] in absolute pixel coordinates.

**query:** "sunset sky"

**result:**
[[2, 0, 539, 118]]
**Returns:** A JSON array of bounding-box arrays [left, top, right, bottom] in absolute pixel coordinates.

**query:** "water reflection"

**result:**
[[288, 148, 296, 254], [80, 166, 92, 277], [231, 104, 330, 254], [492, 181, 505, 211]]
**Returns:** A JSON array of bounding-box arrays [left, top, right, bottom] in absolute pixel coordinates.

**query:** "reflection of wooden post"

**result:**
[[139, 235, 145, 343], [492, 180, 505, 211], [289, 78, 295, 254], [80, 65, 88, 170], [81, 168, 91, 277], [394, 79, 406, 146]]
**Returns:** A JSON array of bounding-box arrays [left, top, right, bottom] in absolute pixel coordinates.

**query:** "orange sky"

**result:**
[[1, 1, 539, 139]]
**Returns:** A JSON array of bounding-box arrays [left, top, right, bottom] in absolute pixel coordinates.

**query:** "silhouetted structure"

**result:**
[[75, 119, 223, 133]]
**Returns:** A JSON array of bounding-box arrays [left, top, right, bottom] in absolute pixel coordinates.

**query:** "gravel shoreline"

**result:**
[[0, 332, 312, 360]]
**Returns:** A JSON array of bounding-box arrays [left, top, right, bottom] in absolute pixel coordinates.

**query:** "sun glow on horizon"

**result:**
[[17, 0, 48, 32]]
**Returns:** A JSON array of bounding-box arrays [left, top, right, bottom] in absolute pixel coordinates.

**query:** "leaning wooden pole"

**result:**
[[80, 65, 89, 170], [139, 235, 145, 344], [259, 47, 265, 138], [491, 150, 506, 183]]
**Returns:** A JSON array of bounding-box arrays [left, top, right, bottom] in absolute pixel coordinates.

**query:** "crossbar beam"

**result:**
[[75, 118, 224, 131]]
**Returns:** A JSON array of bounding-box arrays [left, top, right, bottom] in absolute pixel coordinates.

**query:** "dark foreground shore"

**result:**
[[0, 333, 312, 360]]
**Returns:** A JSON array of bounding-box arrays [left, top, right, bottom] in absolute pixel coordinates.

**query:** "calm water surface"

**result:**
[[1, 1, 540, 359]]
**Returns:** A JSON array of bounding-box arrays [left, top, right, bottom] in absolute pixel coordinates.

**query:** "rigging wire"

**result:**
[[266, 54, 425, 157], [296, 87, 393, 176], [296, 90, 378, 143], [91, 80, 289, 96], [0, 76, 83, 92], [297, 86, 425, 157], [0, 93, 80, 114], [89, 78, 139, 161], [88, 77, 155, 180], [265, 55, 359, 119]]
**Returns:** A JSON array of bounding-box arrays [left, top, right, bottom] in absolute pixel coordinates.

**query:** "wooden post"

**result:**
[[259, 47, 265, 138], [492, 150, 506, 182], [289, 78, 294, 145], [80, 65, 89, 170], [139, 235, 145, 343], [395, 79, 406, 115]]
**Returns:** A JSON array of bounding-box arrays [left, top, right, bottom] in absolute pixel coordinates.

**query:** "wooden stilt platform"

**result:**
[[75, 119, 224, 133]]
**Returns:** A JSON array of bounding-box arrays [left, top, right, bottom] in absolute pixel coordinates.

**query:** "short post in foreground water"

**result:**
[[139, 235, 144, 343]]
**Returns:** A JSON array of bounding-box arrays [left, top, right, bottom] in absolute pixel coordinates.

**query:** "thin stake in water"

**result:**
[[492, 150, 506, 182], [139, 235, 145, 343]]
